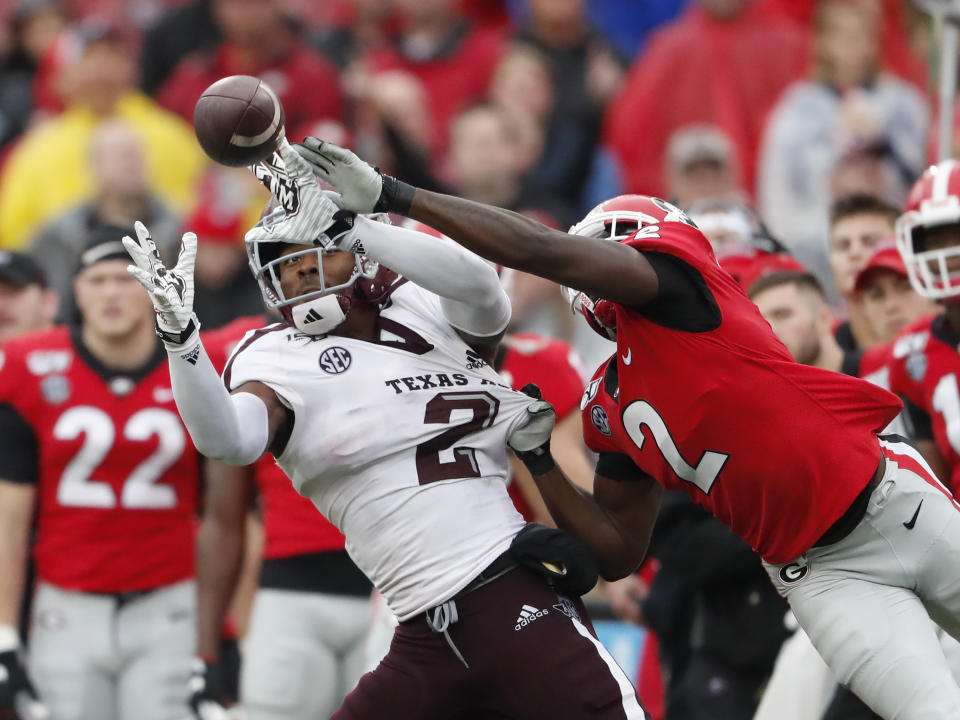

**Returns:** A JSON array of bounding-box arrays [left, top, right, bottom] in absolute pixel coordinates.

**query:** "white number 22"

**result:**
[[622, 400, 729, 494], [53, 406, 185, 509]]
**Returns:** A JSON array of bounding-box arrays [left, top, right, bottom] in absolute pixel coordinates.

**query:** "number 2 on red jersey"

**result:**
[[622, 400, 729, 494]]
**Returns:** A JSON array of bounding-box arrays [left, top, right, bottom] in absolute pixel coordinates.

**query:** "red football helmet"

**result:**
[[896, 159, 960, 301], [565, 194, 697, 338]]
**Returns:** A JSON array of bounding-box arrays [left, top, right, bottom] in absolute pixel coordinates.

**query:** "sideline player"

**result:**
[[125, 142, 650, 719], [887, 160, 960, 493], [0, 228, 204, 720], [297, 138, 960, 718]]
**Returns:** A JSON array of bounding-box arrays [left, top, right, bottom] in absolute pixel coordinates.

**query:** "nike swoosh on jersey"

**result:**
[[622, 348, 632, 365], [903, 499, 923, 529]]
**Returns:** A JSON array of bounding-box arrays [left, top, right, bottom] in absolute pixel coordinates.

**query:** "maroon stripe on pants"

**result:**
[[333, 567, 648, 719]]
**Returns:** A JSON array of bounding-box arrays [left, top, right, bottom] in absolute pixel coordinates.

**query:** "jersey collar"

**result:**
[[70, 327, 166, 388]]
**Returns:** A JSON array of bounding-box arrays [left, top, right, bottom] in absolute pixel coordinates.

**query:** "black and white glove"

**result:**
[[293, 137, 416, 216], [0, 638, 49, 720], [123, 222, 199, 349], [246, 138, 351, 252], [188, 658, 233, 720], [508, 384, 557, 475]]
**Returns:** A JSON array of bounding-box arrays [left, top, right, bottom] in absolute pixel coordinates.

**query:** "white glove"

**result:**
[[123, 221, 199, 347], [246, 139, 349, 250], [294, 137, 416, 216], [509, 399, 557, 454]]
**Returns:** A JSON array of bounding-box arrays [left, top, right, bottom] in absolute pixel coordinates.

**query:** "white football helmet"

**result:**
[[895, 159, 960, 301], [565, 194, 697, 339]]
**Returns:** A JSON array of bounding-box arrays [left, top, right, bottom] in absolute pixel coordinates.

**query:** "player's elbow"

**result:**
[[596, 542, 647, 581], [194, 438, 261, 467]]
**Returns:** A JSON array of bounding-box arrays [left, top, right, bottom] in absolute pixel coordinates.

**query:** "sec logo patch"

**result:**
[[319, 347, 352, 374], [590, 405, 611, 435]]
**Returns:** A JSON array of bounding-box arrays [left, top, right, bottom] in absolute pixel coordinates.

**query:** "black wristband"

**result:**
[[155, 316, 198, 346], [514, 444, 556, 476], [375, 174, 416, 216]]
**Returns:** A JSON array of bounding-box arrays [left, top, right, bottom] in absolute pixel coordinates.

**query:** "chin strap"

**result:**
[[290, 294, 347, 335]]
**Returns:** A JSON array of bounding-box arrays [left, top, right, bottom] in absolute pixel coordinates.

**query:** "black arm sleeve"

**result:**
[[637, 252, 721, 332], [0, 404, 38, 484], [902, 396, 933, 441]]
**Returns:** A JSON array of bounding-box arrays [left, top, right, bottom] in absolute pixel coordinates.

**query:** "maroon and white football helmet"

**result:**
[[896, 160, 960, 301], [565, 194, 696, 339], [246, 198, 397, 334]]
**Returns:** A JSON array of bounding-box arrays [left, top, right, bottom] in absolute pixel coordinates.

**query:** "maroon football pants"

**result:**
[[333, 567, 648, 720]]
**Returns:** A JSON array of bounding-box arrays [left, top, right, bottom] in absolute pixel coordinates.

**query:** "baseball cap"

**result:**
[[666, 125, 734, 174], [76, 225, 134, 273], [720, 249, 807, 294], [0, 251, 47, 288], [854, 244, 907, 292]]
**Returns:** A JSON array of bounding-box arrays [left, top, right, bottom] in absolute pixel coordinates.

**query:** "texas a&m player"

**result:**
[[297, 137, 960, 719], [125, 141, 650, 719], [0, 228, 203, 720]]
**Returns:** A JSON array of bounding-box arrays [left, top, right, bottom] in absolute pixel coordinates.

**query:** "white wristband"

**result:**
[[0, 624, 20, 651]]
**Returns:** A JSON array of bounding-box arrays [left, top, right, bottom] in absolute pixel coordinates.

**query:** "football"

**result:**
[[193, 75, 286, 167]]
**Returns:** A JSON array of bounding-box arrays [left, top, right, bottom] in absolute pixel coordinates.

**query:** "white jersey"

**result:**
[[224, 282, 532, 620]]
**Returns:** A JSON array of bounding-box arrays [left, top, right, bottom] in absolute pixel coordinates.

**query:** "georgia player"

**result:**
[[125, 142, 650, 719], [190, 317, 374, 720], [296, 137, 960, 718], [887, 159, 960, 492], [0, 228, 205, 720]]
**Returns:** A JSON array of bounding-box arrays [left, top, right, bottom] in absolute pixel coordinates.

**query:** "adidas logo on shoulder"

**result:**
[[514, 604, 548, 631]]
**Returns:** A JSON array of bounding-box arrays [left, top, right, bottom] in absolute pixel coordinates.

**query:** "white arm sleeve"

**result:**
[[165, 336, 270, 465], [351, 215, 511, 338]]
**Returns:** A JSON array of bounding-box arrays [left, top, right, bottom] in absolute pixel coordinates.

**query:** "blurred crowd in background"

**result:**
[[0, 0, 943, 368], [0, 1, 954, 719]]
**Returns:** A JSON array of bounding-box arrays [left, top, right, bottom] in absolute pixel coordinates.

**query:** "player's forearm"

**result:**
[[0, 484, 33, 630], [0, 524, 28, 629], [195, 516, 246, 660], [352, 215, 511, 337], [165, 337, 269, 464], [407, 189, 659, 307], [532, 464, 644, 580]]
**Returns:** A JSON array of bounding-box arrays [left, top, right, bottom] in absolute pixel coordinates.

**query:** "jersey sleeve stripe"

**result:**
[[222, 323, 287, 391]]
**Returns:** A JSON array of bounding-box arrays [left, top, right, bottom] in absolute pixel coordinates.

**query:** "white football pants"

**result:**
[[240, 588, 371, 720], [764, 444, 960, 720], [28, 580, 194, 720]]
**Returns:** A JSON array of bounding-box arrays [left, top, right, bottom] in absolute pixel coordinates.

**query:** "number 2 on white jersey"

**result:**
[[622, 400, 729, 494], [54, 406, 185, 509]]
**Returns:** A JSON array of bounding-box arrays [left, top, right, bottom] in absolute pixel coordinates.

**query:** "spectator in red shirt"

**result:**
[[366, 0, 505, 157], [157, 0, 343, 143], [604, 0, 807, 199]]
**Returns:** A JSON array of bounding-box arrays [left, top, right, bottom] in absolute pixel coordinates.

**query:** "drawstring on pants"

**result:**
[[425, 600, 469, 668]]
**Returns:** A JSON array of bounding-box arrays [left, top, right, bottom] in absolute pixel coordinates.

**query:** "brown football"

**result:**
[[193, 75, 285, 167]]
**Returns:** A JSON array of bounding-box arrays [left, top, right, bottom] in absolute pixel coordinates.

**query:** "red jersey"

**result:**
[[497, 333, 586, 521], [580, 225, 902, 564], [0, 327, 200, 592], [205, 316, 349, 559], [887, 313, 960, 493]]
